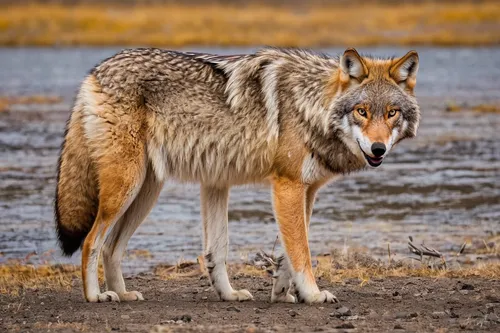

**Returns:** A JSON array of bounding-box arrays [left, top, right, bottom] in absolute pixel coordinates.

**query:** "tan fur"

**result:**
[[55, 47, 420, 304]]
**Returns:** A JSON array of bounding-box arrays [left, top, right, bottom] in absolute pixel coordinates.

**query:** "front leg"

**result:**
[[201, 185, 253, 302], [271, 177, 337, 304]]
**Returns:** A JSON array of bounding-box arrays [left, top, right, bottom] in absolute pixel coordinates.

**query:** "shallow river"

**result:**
[[0, 47, 499, 272]]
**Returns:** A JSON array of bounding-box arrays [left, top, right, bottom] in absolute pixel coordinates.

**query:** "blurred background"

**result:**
[[0, 0, 499, 272]]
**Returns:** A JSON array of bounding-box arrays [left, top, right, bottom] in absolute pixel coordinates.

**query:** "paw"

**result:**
[[119, 290, 144, 301], [300, 290, 338, 304], [271, 292, 296, 303], [94, 291, 120, 303], [221, 289, 254, 302]]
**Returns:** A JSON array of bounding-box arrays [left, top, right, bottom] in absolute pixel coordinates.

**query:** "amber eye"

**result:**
[[357, 108, 367, 117], [388, 109, 399, 118]]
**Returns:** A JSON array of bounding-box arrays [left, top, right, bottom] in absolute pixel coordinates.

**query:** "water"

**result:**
[[0, 47, 499, 272]]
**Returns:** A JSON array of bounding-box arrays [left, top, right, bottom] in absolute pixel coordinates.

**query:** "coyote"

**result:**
[[55, 47, 420, 303]]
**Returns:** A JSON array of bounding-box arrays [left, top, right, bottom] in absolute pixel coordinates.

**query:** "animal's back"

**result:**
[[91, 48, 278, 185]]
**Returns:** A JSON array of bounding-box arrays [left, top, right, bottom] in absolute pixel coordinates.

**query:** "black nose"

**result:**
[[371, 142, 386, 157]]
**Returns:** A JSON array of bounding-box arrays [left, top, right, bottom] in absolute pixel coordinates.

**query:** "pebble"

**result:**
[[486, 303, 500, 310], [226, 306, 240, 312], [120, 315, 130, 320], [335, 322, 355, 329], [288, 310, 299, 317], [395, 312, 418, 319], [486, 313, 500, 323], [394, 324, 404, 330], [336, 306, 352, 317], [431, 311, 446, 319], [459, 283, 475, 290], [445, 309, 459, 318], [201, 296, 208, 300], [174, 315, 192, 323]]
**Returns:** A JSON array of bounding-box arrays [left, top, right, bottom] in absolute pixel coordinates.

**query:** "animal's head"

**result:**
[[334, 48, 420, 168]]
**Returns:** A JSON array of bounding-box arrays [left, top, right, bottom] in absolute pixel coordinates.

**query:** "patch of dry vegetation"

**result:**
[[315, 250, 500, 286], [2, 246, 498, 297], [446, 101, 500, 113], [0, 95, 63, 112], [1, 1, 499, 47], [0, 264, 80, 296]]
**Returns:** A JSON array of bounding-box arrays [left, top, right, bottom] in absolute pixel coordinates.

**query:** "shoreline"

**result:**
[[1, 2, 499, 48]]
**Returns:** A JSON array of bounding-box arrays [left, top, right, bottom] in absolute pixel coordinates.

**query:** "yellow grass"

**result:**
[[2, 253, 498, 296], [446, 102, 500, 113], [0, 95, 63, 112], [1, 2, 499, 47]]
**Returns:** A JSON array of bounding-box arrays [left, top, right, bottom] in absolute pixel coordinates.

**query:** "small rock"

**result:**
[[431, 311, 446, 319], [392, 291, 400, 297], [120, 315, 130, 320], [485, 295, 500, 303], [335, 322, 355, 329], [394, 324, 404, 330], [288, 310, 299, 317], [446, 309, 459, 318], [336, 306, 352, 317], [395, 312, 409, 319], [486, 303, 500, 310], [459, 320, 471, 329], [254, 308, 264, 314], [226, 306, 240, 312], [174, 315, 192, 323], [395, 312, 417, 319], [460, 283, 475, 290], [201, 296, 208, 300], [486, 313, 499, 323], [459, 290, 469, 295]]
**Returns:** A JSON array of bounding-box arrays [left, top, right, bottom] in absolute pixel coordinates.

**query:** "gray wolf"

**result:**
[[55, 47, 420, 303]]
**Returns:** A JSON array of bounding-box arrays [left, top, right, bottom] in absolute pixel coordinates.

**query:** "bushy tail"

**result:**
[[55, 98, 99, 256]]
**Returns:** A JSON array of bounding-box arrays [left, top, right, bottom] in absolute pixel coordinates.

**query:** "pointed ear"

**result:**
[[390, 50, 419, 93], [340, 48, 368, 83]]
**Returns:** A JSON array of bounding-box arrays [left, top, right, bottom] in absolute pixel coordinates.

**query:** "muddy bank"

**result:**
[[1, 274, 499, 332]]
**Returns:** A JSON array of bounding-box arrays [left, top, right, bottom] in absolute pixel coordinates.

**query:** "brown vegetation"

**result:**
[[1, 1, 499, 47], [0, 95, 63, 112], [1, 249, 498, 297], [445, 101, 500, 113]]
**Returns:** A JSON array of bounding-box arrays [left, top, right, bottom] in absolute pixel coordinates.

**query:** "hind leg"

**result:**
[[201, 185, 253, 301], [102, 164, 163, 301], [81, 154, 146, 302]]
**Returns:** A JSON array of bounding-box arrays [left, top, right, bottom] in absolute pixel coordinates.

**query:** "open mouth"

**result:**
[[357, 141, 384, 167]]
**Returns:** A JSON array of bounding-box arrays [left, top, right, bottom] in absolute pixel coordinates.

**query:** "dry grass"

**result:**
[[1, 2, 500, 47], [0, 264, 80, 296], [315, 250, 500, 286], [2, 248, 498, 296], [445, 101, 500, 113], [0, 95, 63, 112]]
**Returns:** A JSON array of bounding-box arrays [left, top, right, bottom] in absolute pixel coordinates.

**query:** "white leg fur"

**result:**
[[102, 166, 163, 301], [85, 233, 121, 303], [271, 255, 296, 303], [84, 168, 145, 303], [201, 186, 253, 302]]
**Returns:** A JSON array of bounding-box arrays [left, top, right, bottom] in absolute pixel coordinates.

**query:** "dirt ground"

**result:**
[[1, 274, 499, 333]]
